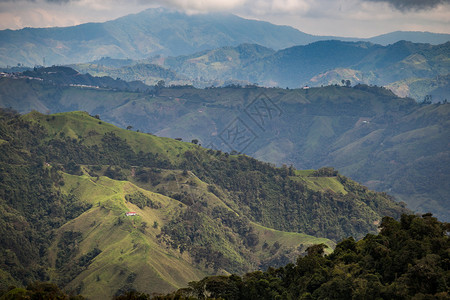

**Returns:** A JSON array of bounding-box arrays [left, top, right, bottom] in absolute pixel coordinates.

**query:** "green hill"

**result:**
[[0, 109, 407, 298], [1, 79, 447, 221]]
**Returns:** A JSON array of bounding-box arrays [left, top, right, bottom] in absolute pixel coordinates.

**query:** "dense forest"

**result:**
[[140, 214, 450, 299], [0, 108, 410, 297]]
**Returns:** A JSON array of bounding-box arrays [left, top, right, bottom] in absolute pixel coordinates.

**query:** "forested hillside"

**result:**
[[155, 214, 450, 300], [0, 109, 408, 298], [1, 76, 447, 221]]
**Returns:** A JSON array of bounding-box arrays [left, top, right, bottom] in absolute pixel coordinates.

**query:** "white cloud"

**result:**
[[0, 0, 448, 37]]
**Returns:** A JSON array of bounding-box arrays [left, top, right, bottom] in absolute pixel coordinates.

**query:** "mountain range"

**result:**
[[68, 40, 450, 102], [0, 7, 449, 67]]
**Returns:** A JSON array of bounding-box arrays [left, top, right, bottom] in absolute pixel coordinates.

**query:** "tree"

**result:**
[[191, 139, 199, 144], [126, 125, 133, 130], [156, 80, 165, 89], [305, 243, 328, 256], [341, 79, 351, 87], [155, 80, 166, 95], [422, 95, 433, 104], [141, 222, 148, 230], [114, 290, 150, 300]]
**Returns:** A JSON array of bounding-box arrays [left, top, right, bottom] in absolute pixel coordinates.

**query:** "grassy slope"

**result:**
[[252, 223, 335, 254], [24, 110, 195, 165], [49, 173, 205, 298], [49, 170, 335, 298], [0, 78, 50, 113], [21, 111, 343, 297]]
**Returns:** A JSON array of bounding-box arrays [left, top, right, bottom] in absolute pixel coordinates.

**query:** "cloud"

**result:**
[[0, 0, 449, 36], [0, 0, 73, 2], [130, 0, 314, 14], [46, 0, 73, 3], [364, 0, 450, 11], [1, 0, 449, 12]]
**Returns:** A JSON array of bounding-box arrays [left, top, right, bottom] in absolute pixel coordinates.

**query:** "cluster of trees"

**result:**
[[179, 150, 407, 240], [46, 131, 171, 171], [312, 167, 338, 177], [125, 191, 161, 209], [159, 202, 261, 273], [155, 149, 407, 273], [0, 282, 84, 299], [153, 214, 450, 299]]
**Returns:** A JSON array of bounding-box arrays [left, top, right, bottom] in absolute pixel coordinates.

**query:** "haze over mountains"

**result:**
[[66, 39, 450, 103], [0, 7, 449, 67]]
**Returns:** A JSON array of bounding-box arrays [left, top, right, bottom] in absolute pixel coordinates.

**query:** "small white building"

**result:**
[[126, 212, 137, 216]]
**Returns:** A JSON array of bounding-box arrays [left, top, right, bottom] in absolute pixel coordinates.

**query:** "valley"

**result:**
[[1, 74, 448, 221]]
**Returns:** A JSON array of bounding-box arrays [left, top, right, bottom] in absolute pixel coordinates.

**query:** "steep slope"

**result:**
[[0, 109, 408, 297], [48, 173, 206, 298]]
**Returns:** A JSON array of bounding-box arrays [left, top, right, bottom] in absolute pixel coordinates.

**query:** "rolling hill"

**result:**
[[1, 75, 447, 222], [0, 109, 408, 298]]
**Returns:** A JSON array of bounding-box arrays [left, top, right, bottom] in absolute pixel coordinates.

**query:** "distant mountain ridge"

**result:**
[[367, 30, 450, 45], [0, 7, 448, 67], [69, 40, 450, 101]]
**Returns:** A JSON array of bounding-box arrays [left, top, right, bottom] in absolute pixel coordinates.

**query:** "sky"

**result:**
[[0, 0, 449, 37]]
